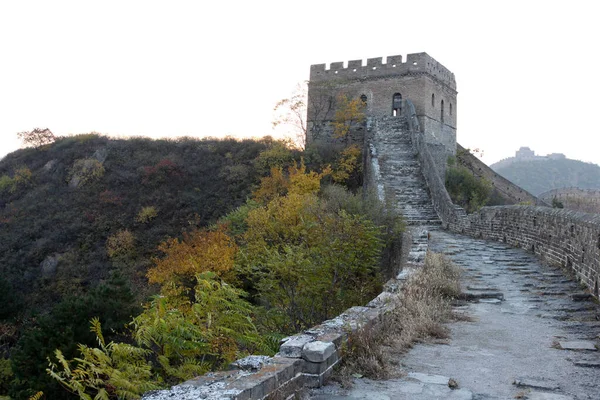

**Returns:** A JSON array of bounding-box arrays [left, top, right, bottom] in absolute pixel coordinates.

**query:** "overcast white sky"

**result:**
[[1, 0, 598, 166]]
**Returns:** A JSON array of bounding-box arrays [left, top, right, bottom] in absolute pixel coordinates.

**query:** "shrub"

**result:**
[[135, 206, 158, 223], [445, 164, 492, 213], [106, 229, 135, 259], [0, 358, 13, 394], [552, 197, 564, 208], [68, 158, 105, 187], [0, 176, 12, 193]]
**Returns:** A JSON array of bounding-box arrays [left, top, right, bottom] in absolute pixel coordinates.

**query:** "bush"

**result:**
[[106, 229, 135, 259], [135, 206, 158, 223], [446, 164, 492, 213], [68, 158, 105, 187]]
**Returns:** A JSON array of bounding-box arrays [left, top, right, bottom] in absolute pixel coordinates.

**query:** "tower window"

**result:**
[[441, 100, 444, 123], [431, 93, 435, 107], [392, 93, 402, 117], [360, 94, 367, 103], [450, 103, 453, 116]]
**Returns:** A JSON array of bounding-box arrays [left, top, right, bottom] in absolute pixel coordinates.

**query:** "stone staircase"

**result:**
[[372, 116, 441, 265], [374, 117, 441, 226]]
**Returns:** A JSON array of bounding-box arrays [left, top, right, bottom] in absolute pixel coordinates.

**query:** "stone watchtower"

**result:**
[[306, 52, 457, 154]]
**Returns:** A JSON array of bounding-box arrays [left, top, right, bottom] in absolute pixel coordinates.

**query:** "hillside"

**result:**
[[491, 158, 600, 195], [0, 134, 300, 398], [0, 134, 285, 314]]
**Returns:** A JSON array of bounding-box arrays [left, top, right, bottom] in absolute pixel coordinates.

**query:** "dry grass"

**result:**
[[333, 252, 462, 385]]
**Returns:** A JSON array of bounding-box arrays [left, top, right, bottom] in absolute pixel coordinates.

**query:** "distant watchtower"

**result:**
[[306, 52, 457, 154]]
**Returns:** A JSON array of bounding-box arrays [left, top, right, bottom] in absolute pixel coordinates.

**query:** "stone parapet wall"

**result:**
[[460, 206, 600, 296], [401, 101, 600, 297], [143, 290, 401, 400]]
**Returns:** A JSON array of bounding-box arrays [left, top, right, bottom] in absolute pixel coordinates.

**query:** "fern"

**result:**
[[47, 320, 159, 399], [28, 392, 44, 400]]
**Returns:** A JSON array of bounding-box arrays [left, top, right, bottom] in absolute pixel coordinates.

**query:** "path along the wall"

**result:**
[[401, 99, 600, 297], [309, 230, 600, 399]]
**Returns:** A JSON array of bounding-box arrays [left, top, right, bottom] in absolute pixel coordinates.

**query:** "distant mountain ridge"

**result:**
[[490, 147, 600, 195]]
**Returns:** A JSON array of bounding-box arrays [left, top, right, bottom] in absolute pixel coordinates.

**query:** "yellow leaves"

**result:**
[[288, 161, 330, 196], [252, 167, 288, 204], [245, 160, 331, 250], [28, 392, 44, 400], [332, 94, 366, 142], [252, 160, 330, 205], [148, 224, 237, 288], [332, 145, 362, 184]]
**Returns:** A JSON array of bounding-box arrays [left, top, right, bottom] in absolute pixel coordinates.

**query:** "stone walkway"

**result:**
[[309, 231, 600, 400]]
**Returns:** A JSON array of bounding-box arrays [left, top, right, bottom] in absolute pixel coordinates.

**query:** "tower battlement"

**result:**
[[310, 53, 455, 90], [306, 52, 457, 154]]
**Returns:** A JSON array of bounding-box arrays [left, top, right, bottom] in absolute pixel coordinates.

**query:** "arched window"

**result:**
[[450, 103, 453, 116], [441, 100, 444, 123], [431, 93, 435, 107], [392, 93, 402, 116], [360, 94, 367, 104]]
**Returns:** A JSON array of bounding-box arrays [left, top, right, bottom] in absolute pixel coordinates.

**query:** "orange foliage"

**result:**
[[252, 167, 288, 204], [252, 160, 330, 204], [147, 224, 237, 287]]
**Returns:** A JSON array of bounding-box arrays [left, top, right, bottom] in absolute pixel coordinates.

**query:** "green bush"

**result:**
[[445, 165, 492, 213]]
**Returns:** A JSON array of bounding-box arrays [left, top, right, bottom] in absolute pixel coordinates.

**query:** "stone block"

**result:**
[[558, 341, 597, 351], [279, 334, 314, 358], [302, 341, 335, 363], [302, 360, 328, 375], [302, 373, 323, 388], [270, 357, 302, 384], [314, 330, 346, 349]]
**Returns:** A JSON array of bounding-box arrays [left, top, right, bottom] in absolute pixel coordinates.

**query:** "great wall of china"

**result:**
[[143, 53, 600, 400]]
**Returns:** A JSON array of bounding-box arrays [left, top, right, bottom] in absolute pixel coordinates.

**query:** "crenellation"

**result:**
[[387, 55, 403, 65], [367, 57, 383, 68], [347, 59, 362, 69], [328, 61, 344, 71], [309, 52, 456, 89]]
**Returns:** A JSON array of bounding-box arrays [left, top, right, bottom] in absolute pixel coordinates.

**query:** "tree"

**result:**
[[17, 128, 55, 148], [272, 83, 308, 148], [332, 94, 366, 145], [147, 224, 237, 305]]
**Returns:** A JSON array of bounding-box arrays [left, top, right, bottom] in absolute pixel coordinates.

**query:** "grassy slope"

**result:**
[[0, 134, 273, 315]]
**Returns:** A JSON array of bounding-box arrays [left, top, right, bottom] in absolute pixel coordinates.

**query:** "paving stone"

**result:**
[[558, 341, 597, 351], [461, 290, 504, 301], [478, 298, 502, 304], [572, 360, 600, 368], [571, 293, 593, 301], [466, 285, 498, 291], [407, 372, 449, 385], [513, 377, 560, 391], [526, 392, 574, 400]]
